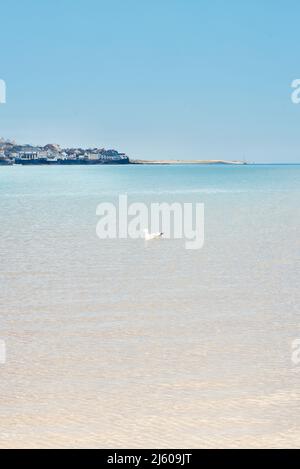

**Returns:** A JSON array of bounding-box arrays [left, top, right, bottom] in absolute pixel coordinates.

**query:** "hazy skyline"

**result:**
[[1, 0, 300, 162]]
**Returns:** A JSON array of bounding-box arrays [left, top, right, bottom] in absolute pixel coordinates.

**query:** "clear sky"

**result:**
[[1, 0, 300, 162]]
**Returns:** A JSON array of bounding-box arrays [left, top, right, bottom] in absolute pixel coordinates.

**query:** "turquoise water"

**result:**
[[0, 164, 300, 448], [1, 164, 300, 196]]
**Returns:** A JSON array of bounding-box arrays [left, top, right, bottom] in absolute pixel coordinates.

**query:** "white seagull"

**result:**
[[143, 229, 164, 241]]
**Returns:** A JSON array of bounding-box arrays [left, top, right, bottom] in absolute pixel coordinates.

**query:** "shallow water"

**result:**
[[0, 164, 300, 448]]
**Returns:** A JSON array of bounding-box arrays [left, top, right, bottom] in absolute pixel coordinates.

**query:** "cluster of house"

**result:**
[[0, 140, 129, 165]]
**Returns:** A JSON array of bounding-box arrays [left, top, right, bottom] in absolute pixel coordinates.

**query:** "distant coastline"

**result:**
[[0, 138, 247, 166], [0, 138, 129, 166], [130, 159, 247, 165]]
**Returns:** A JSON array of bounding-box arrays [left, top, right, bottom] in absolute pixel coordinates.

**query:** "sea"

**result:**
[[0, 164, 300, 448]]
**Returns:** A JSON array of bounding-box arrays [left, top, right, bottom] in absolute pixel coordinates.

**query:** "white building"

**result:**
[[86, 153, 101, 161], [17, 151, 48, 161]]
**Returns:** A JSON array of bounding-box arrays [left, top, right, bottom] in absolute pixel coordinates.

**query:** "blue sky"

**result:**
[[1, 0, 300, 162]]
